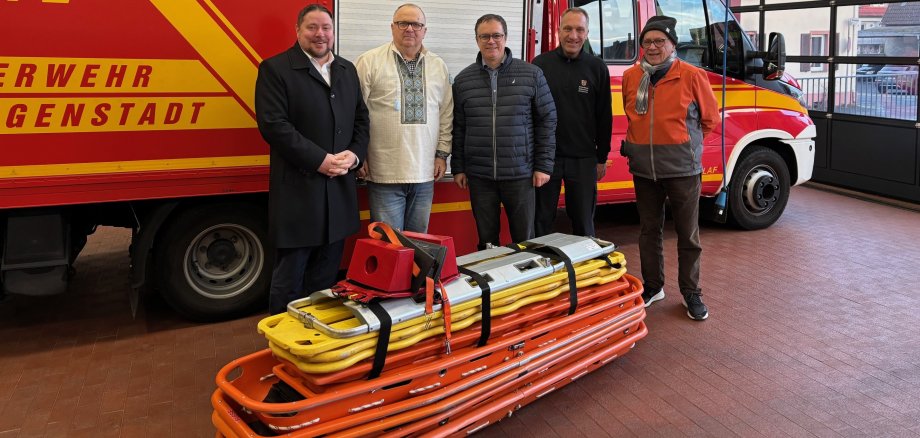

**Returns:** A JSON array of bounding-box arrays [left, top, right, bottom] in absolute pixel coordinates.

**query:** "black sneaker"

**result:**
[[682, 293, 709, 321], [641, 288, 665, 308]]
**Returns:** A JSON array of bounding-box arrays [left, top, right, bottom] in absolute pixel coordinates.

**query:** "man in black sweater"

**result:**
[[532, 7, 612, 237]]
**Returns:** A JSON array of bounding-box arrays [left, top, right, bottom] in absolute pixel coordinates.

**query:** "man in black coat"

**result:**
[[255, 4, 369, 315]]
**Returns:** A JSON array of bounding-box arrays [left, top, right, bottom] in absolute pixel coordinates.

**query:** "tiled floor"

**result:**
[[1, 185, 920, 437]]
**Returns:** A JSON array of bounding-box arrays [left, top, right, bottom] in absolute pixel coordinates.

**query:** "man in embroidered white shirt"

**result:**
[[355, 3, 453, 232]]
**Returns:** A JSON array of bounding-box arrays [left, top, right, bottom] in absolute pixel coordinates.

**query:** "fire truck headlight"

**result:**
[[780, 81, 807, 108], [788, 85, 807, 107]]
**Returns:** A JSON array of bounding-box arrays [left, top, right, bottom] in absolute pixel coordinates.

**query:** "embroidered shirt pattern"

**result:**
[[395, 53, 427, 124]]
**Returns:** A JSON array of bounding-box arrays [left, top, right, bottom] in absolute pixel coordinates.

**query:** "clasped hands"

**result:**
[[318, 151, 358, 178]]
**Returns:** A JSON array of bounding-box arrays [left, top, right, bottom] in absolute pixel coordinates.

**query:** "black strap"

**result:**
[[459, 266, 492, 347], [602, 246, 621, 269], [367, 301, 392, 379], [520, 246, 578, 315], [604, 256, 621, 269]]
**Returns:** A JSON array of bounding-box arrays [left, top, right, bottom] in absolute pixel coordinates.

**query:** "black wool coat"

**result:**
[[255, 44, 369, 248]]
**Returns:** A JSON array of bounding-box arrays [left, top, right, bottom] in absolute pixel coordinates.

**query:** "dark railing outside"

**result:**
[[797, 73, 918, 121]]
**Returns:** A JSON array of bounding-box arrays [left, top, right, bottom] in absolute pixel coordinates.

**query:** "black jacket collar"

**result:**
[[553, 46, 583, 63]]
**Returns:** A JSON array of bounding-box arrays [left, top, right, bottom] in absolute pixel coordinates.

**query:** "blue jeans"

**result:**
[[367, 181, 435, 232]]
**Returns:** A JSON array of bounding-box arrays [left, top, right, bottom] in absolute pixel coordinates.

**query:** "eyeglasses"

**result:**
[[641, 38, 668, 48], [394, 21, 425, 31], [477, 33, 505, 42]]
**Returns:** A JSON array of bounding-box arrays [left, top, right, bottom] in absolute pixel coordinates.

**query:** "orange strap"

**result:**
[[368, 222, 422, 278], [368, 222, 436, 315], [439, 279, 452, 354], [368, 222, 452, 354]]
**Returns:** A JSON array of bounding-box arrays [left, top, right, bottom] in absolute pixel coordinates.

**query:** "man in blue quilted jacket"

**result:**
[[451, 14, 557, 249]]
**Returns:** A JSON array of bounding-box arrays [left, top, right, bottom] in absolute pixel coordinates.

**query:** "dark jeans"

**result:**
[[467, 176, 534, 248], [535, 156, 598, 237], [268, 240, 344, 315], [633, 174, 702, 296]]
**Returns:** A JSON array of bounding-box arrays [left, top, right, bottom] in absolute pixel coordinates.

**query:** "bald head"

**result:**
[[393, 3, 426, 21]]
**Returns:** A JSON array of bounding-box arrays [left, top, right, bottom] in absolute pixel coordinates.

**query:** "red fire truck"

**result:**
[[0, 0, 814, 320]]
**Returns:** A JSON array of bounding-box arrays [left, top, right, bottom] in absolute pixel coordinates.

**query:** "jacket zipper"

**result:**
[[491, 75, 498, 180], [649, 86, 656, 181]]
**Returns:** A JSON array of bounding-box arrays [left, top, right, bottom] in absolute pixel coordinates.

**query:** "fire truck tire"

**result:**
[[154, 203, 269, 321], [727, 146, 790, 230]]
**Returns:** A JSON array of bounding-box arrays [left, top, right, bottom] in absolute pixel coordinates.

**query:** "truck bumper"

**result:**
[[783, 124, 816, 186]]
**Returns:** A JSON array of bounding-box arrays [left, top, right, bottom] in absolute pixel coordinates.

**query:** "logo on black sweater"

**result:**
[[578, 79, 589, 94]]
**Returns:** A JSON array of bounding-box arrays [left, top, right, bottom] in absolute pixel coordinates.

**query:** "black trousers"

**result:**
[[467, 176, 534, 249], [535, 156, 598, 237], [268, 240, 344, 315], [633, 174, 702, 296]]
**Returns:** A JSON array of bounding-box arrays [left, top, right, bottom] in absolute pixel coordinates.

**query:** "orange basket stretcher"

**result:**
[[212, 234, 652, 438], [214, 276, 642, 432], [212, 318, 647, 438], [212, 287, 646, 436]]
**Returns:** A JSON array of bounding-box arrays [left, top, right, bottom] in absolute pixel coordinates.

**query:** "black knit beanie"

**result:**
[[640, 15, 678, 45]]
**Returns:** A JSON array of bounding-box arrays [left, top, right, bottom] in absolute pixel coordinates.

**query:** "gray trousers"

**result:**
[[633, 174, 702, 296]]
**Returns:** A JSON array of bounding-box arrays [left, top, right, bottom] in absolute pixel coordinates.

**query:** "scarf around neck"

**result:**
[[635, 53, 676, 115]]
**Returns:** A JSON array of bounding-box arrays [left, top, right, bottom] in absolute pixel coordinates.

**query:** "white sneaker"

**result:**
[[641, 288, 665, 308]]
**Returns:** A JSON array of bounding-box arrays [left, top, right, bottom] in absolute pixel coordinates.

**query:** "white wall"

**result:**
[[336, 0, 527, 79]]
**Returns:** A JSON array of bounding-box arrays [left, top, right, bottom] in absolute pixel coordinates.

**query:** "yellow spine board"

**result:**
[[259, 252, 625, 356], [258, 253, 627, 374]]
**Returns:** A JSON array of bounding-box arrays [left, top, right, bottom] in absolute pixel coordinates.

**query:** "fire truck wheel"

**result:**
[[727, 146, 791, 230], [155, 203, 269, 321]]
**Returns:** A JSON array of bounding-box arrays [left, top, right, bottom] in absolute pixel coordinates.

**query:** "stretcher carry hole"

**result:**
[[380, 379, 412, 390], [513, 259, 543, 272], [465, 273, 493, 288], [469, 352, 491, 363]]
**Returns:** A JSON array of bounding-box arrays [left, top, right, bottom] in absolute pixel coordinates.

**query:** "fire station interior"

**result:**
[[2, 0, 920, 437]]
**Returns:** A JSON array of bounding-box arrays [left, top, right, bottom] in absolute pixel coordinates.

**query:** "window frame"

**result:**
[[810, 32, 828, 72], [576, 0, 639, 64]]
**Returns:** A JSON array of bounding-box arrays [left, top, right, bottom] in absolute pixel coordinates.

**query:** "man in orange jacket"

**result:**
[[621, 16, 719, 321]]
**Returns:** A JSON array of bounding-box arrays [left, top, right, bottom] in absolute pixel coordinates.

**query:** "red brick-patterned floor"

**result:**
[[1, 185, 919, 437]]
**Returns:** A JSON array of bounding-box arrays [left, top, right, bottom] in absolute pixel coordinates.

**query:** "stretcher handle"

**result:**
[[286, 291, 375, 338]]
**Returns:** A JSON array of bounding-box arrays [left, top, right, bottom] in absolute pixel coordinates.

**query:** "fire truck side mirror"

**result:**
[[762, 32, 786, 81]]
